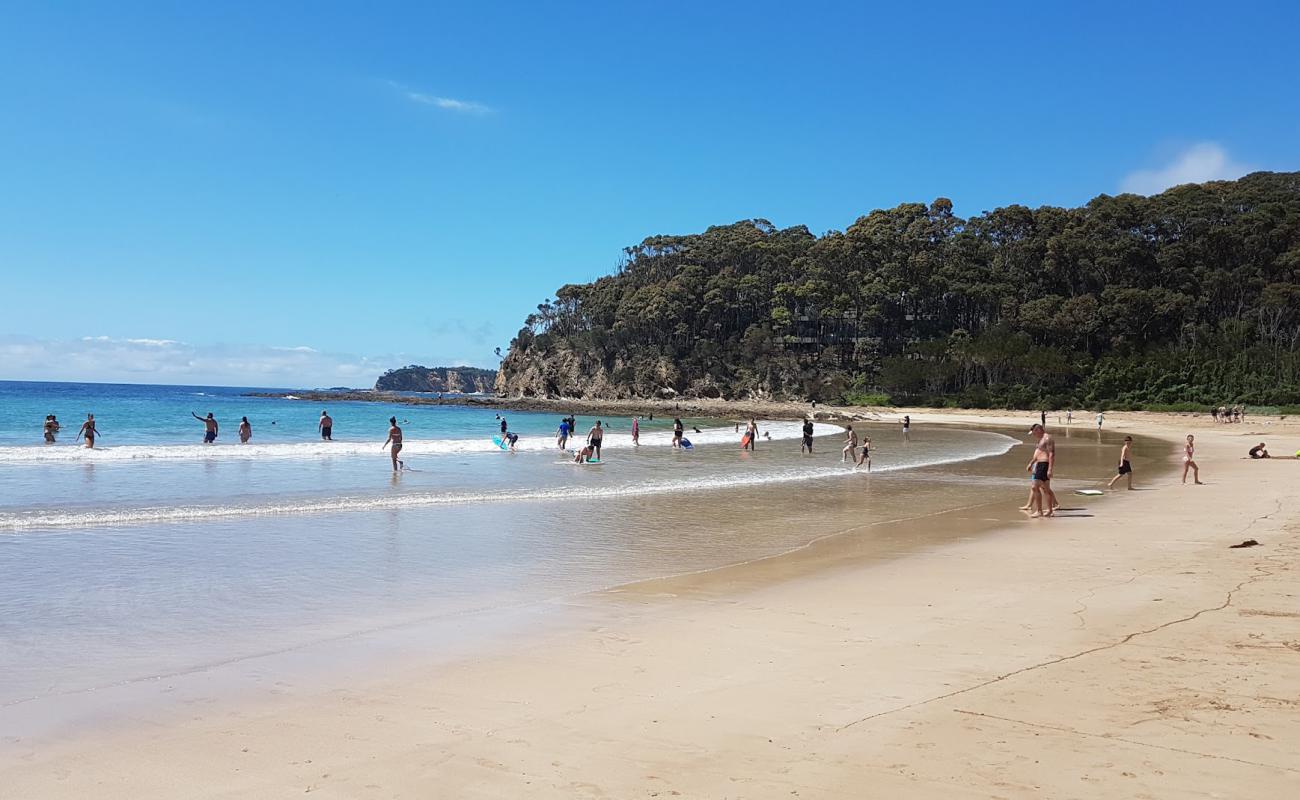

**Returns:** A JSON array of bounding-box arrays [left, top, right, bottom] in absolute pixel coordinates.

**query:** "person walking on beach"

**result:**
[[43, 415, 60, 443], [76, 413, 99, 448], [319, 411, 333, 441], [587, 420, 604, 460], [238, 416, 252, 443], [801, 418, 815, 454], [1182, 434, 1202, 484], [192, 412, 219, 443], [556, 418, 570, 450], [842, 425, 858, 463], [744, 418, 758, 451], [1095, 411, 1105, 431], [1022, 422, 1057, 517], [1107, 436, 1134, 490], [631, 416, 640, 446], [672, 417, 684, 448], [383, 416, 403, 471], [855, 434, 872, 471], [1066, 409, 1073, 425]]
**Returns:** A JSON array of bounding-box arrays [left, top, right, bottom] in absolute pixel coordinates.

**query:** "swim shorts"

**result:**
[[204, 431, 217, 443], [321, 426, 332, 439], [1118, 460, 1132, 475], [1032, 461, 1049, 481]]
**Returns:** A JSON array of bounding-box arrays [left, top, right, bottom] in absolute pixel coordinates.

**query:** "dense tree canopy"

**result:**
[[498, 172, 1300, 408]]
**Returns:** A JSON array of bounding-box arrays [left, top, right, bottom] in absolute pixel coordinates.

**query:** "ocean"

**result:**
[[0, 380, 1023, 740]]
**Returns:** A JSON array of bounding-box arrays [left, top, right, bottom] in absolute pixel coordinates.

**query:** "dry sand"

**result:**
[[3, 411, 1298, 799]]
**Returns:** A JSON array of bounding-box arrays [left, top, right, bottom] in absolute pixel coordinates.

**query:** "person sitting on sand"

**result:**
[[1249, 442, 1270, 459], [1107, 436, 1134, 490], [192, 411, 218, 443]]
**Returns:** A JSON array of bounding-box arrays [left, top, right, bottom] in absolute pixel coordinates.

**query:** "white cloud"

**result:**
[[407, 92, 491, 114], [0, 336, 406, 388], [1120, 142, 1253, 196], [388, 81, 492, 114]]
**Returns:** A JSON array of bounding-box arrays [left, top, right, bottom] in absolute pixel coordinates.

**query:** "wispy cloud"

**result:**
[[389, 81, 492, 114], [1120, 142, 1253, 196]]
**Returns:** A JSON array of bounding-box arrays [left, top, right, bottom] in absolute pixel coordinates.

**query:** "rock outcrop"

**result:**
[[375, 365, 496, 393]]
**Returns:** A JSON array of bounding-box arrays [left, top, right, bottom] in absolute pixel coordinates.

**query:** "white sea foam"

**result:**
[[0, 433, 1018, 530], [0, 422, 835, 464]]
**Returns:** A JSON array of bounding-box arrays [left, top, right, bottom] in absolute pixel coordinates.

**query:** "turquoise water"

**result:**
[[0, 380, 1022, 742], [0, 380, 632, 446]]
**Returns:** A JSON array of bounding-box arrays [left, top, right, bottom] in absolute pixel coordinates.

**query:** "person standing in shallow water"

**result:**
[[801, 418, 815, 454], [319, 411, 333, 441], [842, 425, 858, 463], [383, 416, 403, 471], [238, 416, 252, 443], [43, 415, 60, 443], [587, 420, 604, 460], [744, 418, 759, 451], [192, 411, 218, 443], [76, 414, 99, 448]]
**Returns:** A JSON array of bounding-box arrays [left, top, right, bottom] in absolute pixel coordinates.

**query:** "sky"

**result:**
[[2, 0, 1298, 387]]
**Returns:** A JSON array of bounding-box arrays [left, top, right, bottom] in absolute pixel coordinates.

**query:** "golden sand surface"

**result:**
[[3, 410, 1297, 799]]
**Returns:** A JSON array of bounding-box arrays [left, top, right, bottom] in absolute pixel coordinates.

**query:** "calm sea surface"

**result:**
[[0, 380, 1027, 741]]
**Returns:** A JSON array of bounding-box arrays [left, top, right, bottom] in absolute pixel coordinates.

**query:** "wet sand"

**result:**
[[3, 411, 1298, 798]]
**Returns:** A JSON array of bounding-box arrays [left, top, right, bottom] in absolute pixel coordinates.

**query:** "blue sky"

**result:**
[[2, 1, 1297, 386]]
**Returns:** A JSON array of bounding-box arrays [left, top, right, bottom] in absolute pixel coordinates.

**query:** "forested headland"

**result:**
[[375, 365, 496, 393], [496, 172, 1300, 410]]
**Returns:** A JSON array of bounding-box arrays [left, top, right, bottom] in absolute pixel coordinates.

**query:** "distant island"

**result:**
[[375, 365, 496, 393], [497, 171, 1300, 409]]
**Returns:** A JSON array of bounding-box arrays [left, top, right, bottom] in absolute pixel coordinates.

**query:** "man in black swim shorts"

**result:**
[[1023, 422, 1056, 517], [1107, 436, 1134, 490], [801, 418, 814, 453]]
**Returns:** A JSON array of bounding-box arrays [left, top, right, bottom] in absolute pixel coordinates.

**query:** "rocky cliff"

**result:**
[[375, 365, 497, 393]]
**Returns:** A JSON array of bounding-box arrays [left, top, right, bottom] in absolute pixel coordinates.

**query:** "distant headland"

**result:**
[[373, 365, 496, 393]]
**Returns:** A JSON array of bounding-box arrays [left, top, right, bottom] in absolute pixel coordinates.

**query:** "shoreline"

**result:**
[[4, 413, 1298, 797], [249, 388, 1259, 430]]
